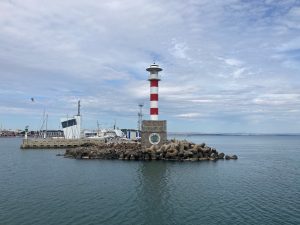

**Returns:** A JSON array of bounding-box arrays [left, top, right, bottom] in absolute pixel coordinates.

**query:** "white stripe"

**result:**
[[150, 87, 158, 94], [150, 101, 158, 108], [150, 115, 158, 120]]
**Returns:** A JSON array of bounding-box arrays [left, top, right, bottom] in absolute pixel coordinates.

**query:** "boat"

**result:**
[[84, 128, 127, 141]]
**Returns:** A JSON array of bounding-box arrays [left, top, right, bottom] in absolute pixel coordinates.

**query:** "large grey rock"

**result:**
[[218, 153, 225, 159], [198, 152, 204, 158], [210, 153, 217, 158], [225, 155, 238, 160], [231, 155, 238, 160]]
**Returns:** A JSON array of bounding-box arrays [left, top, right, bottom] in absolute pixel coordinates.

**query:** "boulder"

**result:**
[[225, 155, 238, 160], [157, 146, 163, 154], [179, 143, 185, 151], [64, 139, 232, 162], [198, 152, 204, 158], [199, 157, 208, 161], [193, 144, 200, 150], [218, 153, 225, 159], [183, 150, 193, 158], [190, 148, 198, 154], [231, 155, 238, 160], [203, 147, 210, 153], [210, 153, 217, 158], [165, 149, 178, 159], [178, 151, 184, 157]]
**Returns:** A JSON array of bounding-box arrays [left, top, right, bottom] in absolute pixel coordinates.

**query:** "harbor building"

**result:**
[[121, 129, 141, 140], [60, 101, 81, 139]]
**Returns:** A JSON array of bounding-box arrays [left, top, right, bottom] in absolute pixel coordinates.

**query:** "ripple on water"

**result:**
[[0, 137, 300, 225]]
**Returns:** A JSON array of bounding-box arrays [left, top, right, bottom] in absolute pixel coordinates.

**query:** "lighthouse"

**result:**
[[146, 63, 162, 121], [141, 63, 167, 149]]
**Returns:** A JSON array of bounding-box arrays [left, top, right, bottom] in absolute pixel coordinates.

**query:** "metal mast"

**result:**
[[77, 100, 81, 116], [138, 103, 144, 131]]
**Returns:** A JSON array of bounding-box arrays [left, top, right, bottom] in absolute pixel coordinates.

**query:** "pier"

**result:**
[[20, 138, 105, 149]]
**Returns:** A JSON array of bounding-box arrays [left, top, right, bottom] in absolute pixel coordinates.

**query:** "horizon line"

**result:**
[[168, 132, 300, 136]]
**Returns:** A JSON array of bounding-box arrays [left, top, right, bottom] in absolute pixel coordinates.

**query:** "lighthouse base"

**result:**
[[141, 120, 167, 149]]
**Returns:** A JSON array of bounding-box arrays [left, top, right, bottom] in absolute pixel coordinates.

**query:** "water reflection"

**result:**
[[136, 161, 170, 225]]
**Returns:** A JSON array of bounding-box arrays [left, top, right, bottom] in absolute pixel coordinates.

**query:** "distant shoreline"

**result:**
[[1, 133, 300, 139], [168, 133, 300, 136]]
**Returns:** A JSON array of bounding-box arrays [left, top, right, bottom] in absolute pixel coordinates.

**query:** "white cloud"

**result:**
[[0, 0, 300, 132], [277, 37, 300, 52], [232, 67, 246, 79], [282, 6, 300, 29], [224, 58, 243, 67], [169, 39, 191, 61], [189, 99, 215, 103], [175, 113, 202, 118], [253, 94, 300, 106]]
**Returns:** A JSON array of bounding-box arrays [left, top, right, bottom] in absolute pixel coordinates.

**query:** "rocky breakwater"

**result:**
[[64, 140, 238, 161]]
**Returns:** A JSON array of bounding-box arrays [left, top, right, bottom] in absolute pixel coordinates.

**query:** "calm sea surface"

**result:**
[[0, 136, 299, 225]]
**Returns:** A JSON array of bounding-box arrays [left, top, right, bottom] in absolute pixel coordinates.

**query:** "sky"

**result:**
[[0, 0, 300, 133]]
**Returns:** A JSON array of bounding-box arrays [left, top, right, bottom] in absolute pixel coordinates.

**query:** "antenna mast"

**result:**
[[77, 100, 81, 116], [138, 103, 144, 131], [40, 109, 46, 138], [44, 114, 48, 139], [97, 120, 100, 134]]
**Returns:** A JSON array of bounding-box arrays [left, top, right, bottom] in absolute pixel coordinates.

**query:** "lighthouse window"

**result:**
[[61, 119, 77, 128]]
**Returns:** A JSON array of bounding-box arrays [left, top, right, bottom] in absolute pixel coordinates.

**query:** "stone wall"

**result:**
[[141, 120, 167, 149], [20, 138, 105, 149]]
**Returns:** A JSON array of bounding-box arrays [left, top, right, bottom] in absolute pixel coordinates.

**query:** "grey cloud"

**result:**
[[0, 0, 300, 132]]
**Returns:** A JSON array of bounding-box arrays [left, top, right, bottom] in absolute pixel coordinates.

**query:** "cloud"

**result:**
[[0, 0, 300, 132], [224, 58, 243, 67], [277, 38, 300, 52], [281, 6, 300, 29], [175, 113, 202, 119], [189, 99, 215, 103], [253, 94, 300, 106], [169, 39, 191, 61]]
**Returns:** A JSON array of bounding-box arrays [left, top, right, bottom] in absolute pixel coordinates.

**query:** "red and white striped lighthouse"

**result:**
[[146, 63, 163, 120]]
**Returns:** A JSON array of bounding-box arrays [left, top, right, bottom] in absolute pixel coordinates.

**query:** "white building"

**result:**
[[60, 115, 81, 139]]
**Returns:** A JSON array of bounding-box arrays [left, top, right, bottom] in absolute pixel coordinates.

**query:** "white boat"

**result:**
[[84, 128, 126, 140]]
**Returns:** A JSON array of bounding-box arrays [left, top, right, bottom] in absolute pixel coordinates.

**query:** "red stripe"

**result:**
[[150, 80, 158, 87], [150, 108, 158, 115], [150, 94, 158, 101]]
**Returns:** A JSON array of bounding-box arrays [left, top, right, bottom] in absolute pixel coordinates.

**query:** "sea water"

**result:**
[[0, 136, 299, 225]]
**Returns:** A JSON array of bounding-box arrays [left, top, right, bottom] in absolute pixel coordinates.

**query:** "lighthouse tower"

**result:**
[[146, 63, 162, 120], [141, 63, 167, 149]]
